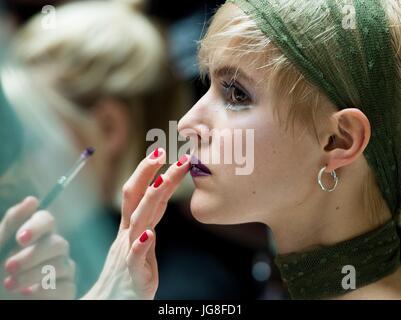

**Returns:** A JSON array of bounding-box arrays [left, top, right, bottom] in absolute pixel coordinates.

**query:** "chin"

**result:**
[[189, 189, 245, 225], [189, 190, 224, 224]]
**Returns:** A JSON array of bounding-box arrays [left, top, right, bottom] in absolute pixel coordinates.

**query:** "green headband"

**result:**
[[228, 0, 401, 216]]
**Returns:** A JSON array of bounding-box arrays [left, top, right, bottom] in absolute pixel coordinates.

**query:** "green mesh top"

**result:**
[[227, 0, 401, 299]]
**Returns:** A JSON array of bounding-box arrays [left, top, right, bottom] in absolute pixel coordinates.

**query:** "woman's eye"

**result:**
[[221, 80, 252, 111]]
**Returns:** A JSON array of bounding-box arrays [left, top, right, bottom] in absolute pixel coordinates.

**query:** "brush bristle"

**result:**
[[82, 147, 95, 158]]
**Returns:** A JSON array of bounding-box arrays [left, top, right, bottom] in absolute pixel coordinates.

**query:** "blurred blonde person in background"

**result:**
[[10, 0, 190, 208], [0, 70, 77, 300], [1, 65, 159, 300], [2, 0, 191, 298]]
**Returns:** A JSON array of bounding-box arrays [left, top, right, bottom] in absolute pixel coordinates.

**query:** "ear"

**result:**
[[322, 108, 371, 172], [92, 98, 131, 159]]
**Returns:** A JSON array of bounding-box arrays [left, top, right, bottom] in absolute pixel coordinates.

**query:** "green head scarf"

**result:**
[[227, 0, 401, 217]]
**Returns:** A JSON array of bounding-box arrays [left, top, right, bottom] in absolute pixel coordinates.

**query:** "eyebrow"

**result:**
[[212, 66, 255, 85]]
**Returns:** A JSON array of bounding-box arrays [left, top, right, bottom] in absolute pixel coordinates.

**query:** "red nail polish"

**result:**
[[139, 231, 149, 243], [20, 287, 33, 296], [4, 277, 17, 290], [18, 230, 32, 245], [5, 260, 19, 274], [177, 155, 189, 167], [150, 148, 160, 159], [153, 175, 163, 188]]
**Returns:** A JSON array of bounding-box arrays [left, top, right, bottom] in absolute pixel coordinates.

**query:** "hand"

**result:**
[[83, 149, 190, 300], [0, 197, 76, 300]]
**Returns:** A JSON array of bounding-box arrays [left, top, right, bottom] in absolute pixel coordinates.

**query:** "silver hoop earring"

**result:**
[[317, 166, 338, 192]]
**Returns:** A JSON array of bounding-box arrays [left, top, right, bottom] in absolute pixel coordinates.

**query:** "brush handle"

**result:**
[[38, 183, 63, 210]]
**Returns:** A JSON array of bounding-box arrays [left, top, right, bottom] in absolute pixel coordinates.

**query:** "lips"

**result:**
[[190, 155, 212, 177]]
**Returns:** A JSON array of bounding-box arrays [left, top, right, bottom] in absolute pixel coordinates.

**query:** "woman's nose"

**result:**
[[177, 96, 210, 140]]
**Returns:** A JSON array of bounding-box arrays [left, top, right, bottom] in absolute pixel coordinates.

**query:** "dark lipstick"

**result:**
[[190, 155, 212, 177]]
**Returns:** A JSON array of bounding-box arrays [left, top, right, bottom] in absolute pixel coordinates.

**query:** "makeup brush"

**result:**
[[38, 147, 95, 209], [0, 147, 95, 263]]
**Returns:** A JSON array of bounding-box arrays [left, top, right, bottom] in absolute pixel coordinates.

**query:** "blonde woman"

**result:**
[[0, 69, 77, 300], [2, 0, 190, 299], [91, 0, 401, 300], [11, 0, 189, 208]]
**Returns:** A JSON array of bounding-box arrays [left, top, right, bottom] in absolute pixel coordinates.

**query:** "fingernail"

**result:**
[[4, 277, 17, 290], [20, 287, 33, 296], [5, 260, 19, 274], [139, 231, 149, 243], [18, 230, 32, 245], [177, 154, 189, 167], [149, 148, 161, 159], [153, 175, 163, 188]]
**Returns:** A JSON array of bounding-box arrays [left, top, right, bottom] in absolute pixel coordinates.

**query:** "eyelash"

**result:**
[[220, 80, 252, 111]]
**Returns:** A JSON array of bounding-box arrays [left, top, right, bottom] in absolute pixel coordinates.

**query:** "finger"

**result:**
[[163, 154, 192, 195], [126, 230, 157, 299], [0, 197, 38, 248], [151, 154, 192, 226], [148, 233, 158, 288], [15, 210, 56, 247], [121, 148, 166, 229], [127, 230, 154, 268], [4, 234, 69, 275], [129, 154, 190, 242], [18, 280, 76, 300], [3, 256, 75, 292]]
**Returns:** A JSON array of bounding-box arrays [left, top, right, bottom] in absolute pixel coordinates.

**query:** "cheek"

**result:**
[[190, 116, 266, 222], [251, 120, 320, 211]]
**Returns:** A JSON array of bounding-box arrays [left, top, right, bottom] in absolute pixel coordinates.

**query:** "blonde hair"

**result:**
[[199, 2, 401, 224], [13, 0, 165, 102], [9, 0, 190, 205]]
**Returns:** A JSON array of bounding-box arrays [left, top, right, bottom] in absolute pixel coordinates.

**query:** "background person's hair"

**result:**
[[0, 63, 101, 227], [198, 1, 401, 225], [13, 0, 165, 103], [10, 0, 191, 204]]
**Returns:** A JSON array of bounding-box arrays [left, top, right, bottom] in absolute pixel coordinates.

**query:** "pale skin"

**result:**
[[87, 54, 401, 299]]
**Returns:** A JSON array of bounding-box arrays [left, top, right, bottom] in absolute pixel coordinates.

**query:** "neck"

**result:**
[[260, 159, 400, 299], [266, 160, 392, 255]]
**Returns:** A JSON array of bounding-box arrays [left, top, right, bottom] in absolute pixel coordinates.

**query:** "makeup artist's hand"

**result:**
[[83, 149, 190, 300], [0, 197, 76, 299]]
